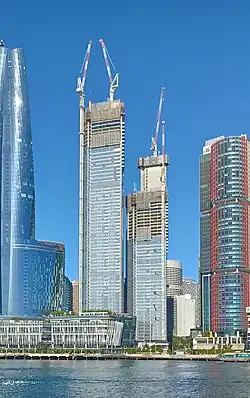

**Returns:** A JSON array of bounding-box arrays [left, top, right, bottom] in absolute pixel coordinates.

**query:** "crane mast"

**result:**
[[99, 38, 119, 101], [77, 40, 92, 313], [151, 87, 165, 157]]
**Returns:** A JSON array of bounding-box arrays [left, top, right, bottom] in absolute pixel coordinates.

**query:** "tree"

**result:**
[[172, 336, 192, 353], [36, 342, 49, 353]]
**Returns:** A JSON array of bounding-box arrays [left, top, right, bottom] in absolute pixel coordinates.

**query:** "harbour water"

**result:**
[[0, 360, 249, 397]]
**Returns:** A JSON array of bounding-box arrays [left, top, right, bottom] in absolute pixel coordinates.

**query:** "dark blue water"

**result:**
[[0, 360, 249, 397]]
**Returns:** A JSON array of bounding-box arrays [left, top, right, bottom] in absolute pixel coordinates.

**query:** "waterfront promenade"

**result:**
[[0, 352, 248, 362]]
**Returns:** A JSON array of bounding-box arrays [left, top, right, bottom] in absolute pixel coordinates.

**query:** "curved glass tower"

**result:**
[[0, 43, 65, 316]]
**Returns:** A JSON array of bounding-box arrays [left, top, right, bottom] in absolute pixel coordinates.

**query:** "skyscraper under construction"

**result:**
[[126, 89, 169, 342], [77, 40, 125, 313]]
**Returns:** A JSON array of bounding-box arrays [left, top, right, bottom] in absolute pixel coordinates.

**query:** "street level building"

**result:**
[[127, 153, 169, 343], [0, 312, 135, 349], [200, 135, 250, 334], [193, 332, 245, 352]]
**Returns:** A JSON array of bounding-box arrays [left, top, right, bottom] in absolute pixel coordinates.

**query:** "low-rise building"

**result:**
[[0, 312, 136, 349], [50, 312, 123, 348], [193, 332, 245, 352], [0, 318, 44, 349]]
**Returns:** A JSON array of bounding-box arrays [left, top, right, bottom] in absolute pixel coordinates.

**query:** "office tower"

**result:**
[[72, 280, 79, 314], [79, 100, 125, 313], [176, 294, 196, 337], [200, 135, 250, 335], [166, 260, 183, 297], [183, 277, 200, 328], [0, 42, 65, 316], [166, 260, 183, 341], [78, 40, 125, 314], [127, 149, 169, 342], [63, 276, 73, 312]]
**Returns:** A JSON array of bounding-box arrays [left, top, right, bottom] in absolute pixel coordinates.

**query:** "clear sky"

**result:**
[[1, 0, 250, 280]]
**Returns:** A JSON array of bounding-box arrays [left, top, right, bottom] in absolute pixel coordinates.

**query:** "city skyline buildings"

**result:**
[[200, 135, 250, 335], [3, 37, 249, 342], [1, 1, 248, 292]]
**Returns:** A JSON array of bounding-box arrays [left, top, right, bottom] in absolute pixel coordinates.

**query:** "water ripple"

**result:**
[[0, 360, 249, 398]]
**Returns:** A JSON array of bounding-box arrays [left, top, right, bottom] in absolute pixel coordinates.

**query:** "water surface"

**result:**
[[0, 360, 249, 397]]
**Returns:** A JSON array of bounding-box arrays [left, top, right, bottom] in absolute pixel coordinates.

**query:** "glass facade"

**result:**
[[63, 276, 73, 312], [133, 237, 166, 342], [127, 157, 168, 343], [81, 101, 124, 313], [8, 241, 65, 317], [200, 136, 250, 334], [0, 44, 65, 316], [200, 152, 211, 331]]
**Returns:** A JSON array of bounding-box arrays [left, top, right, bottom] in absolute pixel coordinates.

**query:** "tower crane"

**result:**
[[99, 39, 119, 101], [76, 40, 92, 105], [77, 40, 92, 314], [151, 87, 165, 157]]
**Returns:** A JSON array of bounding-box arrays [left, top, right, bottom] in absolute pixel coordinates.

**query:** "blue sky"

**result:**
[[2, 0, 250, 280]]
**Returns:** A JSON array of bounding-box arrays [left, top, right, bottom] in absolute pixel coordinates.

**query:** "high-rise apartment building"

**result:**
[[72, 280, 79, 314], [183, 277, 201, 328], [200, 135, 250, 334], [63, 276, 73, 312], [176, 294, 196, 337], [79, 100, 125, 313], [0, 42, 65, 316], [166, 260, 183, 341], [127, 154, 169, 342], [166, 260, 183, 297]]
